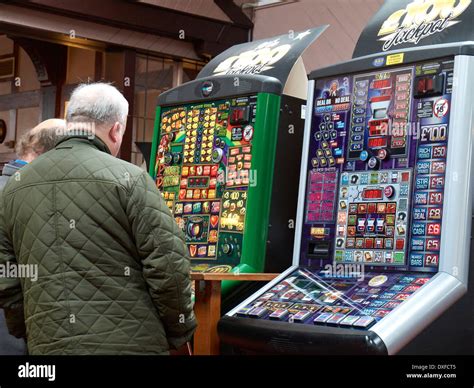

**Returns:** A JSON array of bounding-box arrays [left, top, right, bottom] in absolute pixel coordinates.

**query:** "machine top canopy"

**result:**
[[197, 26, 327, 87], [353, 0, 474, 58]]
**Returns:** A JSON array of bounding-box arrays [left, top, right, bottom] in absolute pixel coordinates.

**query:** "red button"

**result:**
[[396, 239, 405, 250]]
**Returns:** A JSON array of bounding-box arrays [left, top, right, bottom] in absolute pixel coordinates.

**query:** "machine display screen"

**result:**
[[154, 96, 258, 272], [302, 57, 454, 273]]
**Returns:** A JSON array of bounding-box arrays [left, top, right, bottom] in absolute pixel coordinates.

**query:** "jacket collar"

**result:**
[[55, 134, 112, 155]]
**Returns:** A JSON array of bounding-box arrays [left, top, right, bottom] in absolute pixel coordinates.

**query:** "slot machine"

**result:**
[[149, 28, 326, 294], [218, 0, 474, 354]]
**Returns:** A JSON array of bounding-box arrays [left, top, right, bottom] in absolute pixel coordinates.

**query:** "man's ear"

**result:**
[[109, 122, 121, 143]]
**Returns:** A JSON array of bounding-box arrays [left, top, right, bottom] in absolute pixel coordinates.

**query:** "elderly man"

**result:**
[[0, 83, 196, 355], [0, 119, 65, 190], [0, 119, 66, 355]]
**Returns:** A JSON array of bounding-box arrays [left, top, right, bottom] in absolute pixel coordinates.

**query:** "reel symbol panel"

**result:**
[[335, 169, 412, 266]]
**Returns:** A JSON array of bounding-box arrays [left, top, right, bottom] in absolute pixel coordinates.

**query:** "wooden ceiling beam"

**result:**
[[3, 0, 252, 57]]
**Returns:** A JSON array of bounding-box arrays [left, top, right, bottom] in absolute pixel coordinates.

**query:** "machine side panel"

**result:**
[[265, 94, 306, 273], [149, 106, 162, 179], [438, 55, 474, 285], [292, 80, 315, 265], [240, 93, 281, 273]]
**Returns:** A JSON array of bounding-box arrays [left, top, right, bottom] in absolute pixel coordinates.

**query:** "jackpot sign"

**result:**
[[213, 40, 292, 75], [377, 0, 472, 51], [198, 27, 326, 85], [211, 30, 315, 76]]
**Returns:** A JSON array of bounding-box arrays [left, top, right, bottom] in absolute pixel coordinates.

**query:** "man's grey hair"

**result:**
[[66, 83, 129, 129]]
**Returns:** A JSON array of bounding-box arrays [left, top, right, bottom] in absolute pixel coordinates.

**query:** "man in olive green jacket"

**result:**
[[0, 83, 196, 355]]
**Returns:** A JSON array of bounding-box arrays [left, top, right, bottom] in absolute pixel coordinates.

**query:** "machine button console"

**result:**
[[384, 185, 395, 199], [377, 148, 388, 160], [164, 153, 173, 165], [211, 148, 224, 163], [367, 156, 379, 169], [222, 243, 234, 255], [352, 316, 375, 328], [172, 153, 182, 165]]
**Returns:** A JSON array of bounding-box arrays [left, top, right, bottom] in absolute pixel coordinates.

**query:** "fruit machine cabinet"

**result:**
[[218, 0, 474, 354], [150, 28, 327, 294]]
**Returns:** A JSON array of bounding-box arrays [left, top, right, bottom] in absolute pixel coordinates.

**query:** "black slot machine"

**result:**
[[218, 0, 474, 354]]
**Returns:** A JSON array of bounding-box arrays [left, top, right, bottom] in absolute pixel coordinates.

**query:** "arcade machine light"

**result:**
[[218, 0, 474, 354]]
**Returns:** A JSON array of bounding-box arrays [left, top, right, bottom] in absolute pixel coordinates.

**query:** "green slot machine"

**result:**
[[149, 28, 326, 294]]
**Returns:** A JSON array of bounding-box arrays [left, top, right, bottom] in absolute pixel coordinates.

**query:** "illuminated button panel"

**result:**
[[349, 69, 413, 160], [409, 130, 448, 269], [306, 171, 338, 223], [335, 169, 412, 266], [235, 269, 434, 329]]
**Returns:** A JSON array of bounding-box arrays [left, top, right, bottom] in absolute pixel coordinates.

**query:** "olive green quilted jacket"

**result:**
[[0, 136, 196, 355]]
